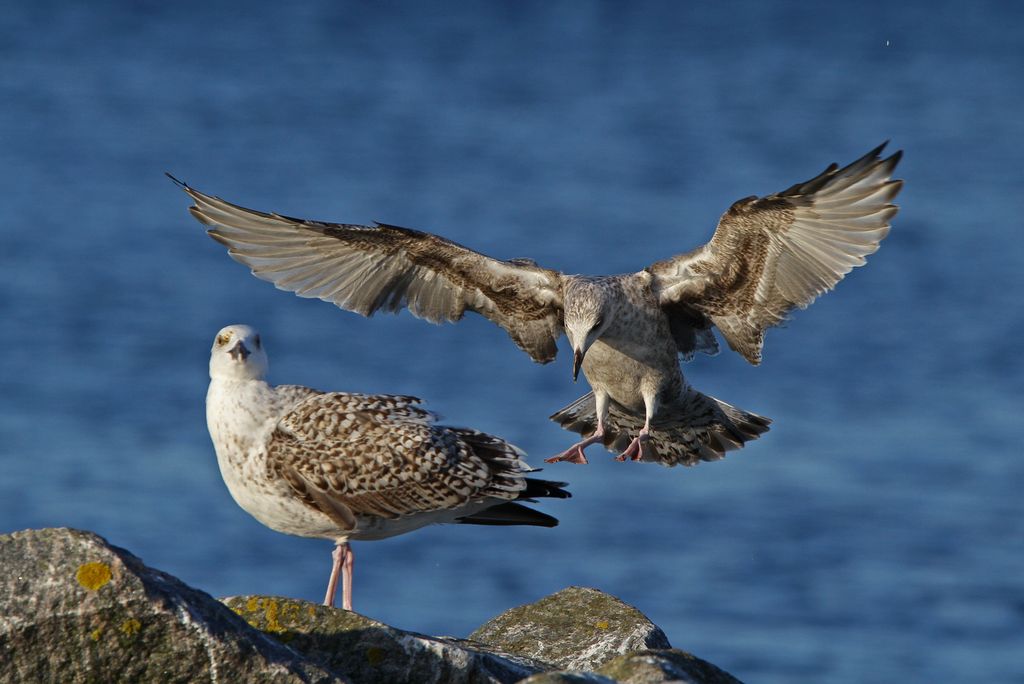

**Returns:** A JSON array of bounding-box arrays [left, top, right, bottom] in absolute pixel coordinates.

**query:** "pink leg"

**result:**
[[324, 542, 354, 609], [615, 425, 651, 462], [324, 543, 343, 607], [342, 544, 354, 611], [546, 421, 605, 465]]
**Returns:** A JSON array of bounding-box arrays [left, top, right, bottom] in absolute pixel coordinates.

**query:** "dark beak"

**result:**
[[228, 341, 250, 361], [572, 348, 584, 382]]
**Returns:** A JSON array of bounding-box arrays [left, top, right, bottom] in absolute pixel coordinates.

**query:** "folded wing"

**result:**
[[648, 143, 902, 364], [265, 393, 528, 523]]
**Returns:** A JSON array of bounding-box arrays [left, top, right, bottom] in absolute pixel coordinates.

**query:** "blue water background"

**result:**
[[2, 2, 1022, 681]]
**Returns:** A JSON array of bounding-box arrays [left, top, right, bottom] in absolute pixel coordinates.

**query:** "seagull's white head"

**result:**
[[562, 279, 612, 382], [209, 324, 269, 381]]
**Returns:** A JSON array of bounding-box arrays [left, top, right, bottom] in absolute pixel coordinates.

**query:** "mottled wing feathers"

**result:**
[[281, 465, 357, 531], [265, 392, 527, 523], [649, 143, 902, 364], [272, 383, 324, 409], [172, 179, 565, 363]]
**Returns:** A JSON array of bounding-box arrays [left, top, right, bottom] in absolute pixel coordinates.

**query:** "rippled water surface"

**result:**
[[2, 3, 1022, 682]]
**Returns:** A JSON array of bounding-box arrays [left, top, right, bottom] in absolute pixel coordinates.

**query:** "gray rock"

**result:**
[[224, 595, 549, 684], [595, 649, 743, 684], [516, 672, 619, 684], [470, 586, 671, 672], [0, 527, 342, 684], [1, 527, 744, 684]]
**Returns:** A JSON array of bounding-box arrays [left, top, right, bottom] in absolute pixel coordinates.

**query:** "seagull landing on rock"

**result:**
[[177, 143, 902, 467], [205, 324, 568, 611]]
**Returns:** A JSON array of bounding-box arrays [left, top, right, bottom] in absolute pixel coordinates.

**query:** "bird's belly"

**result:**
[[348, 514, 438, 541], [581, 341, 681, 412], [217, 453, 341, 539], [348, 499, 498, 541]]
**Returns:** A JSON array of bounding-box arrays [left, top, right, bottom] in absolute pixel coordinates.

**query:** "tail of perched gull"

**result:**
[[449, 427, 570, 526], [457, 500, 561, 527], [550, 391, 771, 468]]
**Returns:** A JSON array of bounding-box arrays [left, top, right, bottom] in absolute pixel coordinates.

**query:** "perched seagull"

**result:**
[[177, 143, 902, 467], [205, 324, 568, 611]]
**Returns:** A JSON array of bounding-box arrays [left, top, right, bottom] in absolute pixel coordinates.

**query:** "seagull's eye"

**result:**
[[253, 335, 261, 348], [216, 334, 230, 347], [595, 317, 604, 329]]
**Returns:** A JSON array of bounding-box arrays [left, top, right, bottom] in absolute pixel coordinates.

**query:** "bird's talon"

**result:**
[[616, 432, 651, 462], [549, 430, 604, 465], [545, 446, 589, 465]]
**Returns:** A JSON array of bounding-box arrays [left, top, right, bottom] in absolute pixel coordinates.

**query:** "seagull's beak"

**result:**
[[572, 348, 584, 382], [228, 341, 250, 361]]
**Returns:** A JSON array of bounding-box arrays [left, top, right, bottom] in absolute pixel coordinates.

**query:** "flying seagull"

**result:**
[[206, 324, 568, 611], [176, 143, 902, 466]]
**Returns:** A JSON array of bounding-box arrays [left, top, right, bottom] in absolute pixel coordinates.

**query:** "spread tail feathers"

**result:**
[[550, 391, 770, 467]]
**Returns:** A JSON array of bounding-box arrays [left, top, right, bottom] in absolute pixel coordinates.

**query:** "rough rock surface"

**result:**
[[223, 595, 549, 684], [595, 650, 743, 684], [517, 672, 619, 683], [469, 586, 671, 672], [0, 527, 341, 683], [2, 527, 744, 684]]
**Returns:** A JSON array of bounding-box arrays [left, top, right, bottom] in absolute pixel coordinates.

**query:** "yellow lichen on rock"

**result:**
[[120, 618, 142, 636], [89, 626, 104, 641], [263, 599, 285, 633], [595, 620, 610, 630], [281, 601, 303, 623], [76, 562, 112, 591]]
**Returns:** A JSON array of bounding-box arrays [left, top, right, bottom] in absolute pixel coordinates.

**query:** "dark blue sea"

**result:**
[[3, 2, 1022, 681]]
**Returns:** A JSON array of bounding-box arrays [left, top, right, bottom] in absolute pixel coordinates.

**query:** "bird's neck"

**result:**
[[206, 376, 280, 456]]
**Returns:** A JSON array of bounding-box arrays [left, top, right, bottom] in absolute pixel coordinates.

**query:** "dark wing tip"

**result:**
[[456, 502, 560, 527], [522, 477, 572, 499], [165, 172, 189, 189], [867, 141, 907, 171]]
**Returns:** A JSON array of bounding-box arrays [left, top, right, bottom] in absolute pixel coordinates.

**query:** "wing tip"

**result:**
[[165, 172, 188, 189], [872, 142, 904, 180], [191, 206, 219, 227]]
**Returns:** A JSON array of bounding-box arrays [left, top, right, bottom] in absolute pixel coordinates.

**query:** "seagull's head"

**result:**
[[209, 324, 269, 381], [563, 279, 612, 382]]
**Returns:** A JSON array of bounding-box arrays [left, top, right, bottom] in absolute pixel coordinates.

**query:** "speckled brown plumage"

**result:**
[[205, 325, 568, 609], [181, 143, 901, 467], [649, 144, 902, 364], [265, 392, 527, 524]]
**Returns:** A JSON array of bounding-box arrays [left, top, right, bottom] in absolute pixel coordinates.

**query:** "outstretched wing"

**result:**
[[648, 143, 902, 364], [171, 178, 565, 363], [265, 392, 525, 523]]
